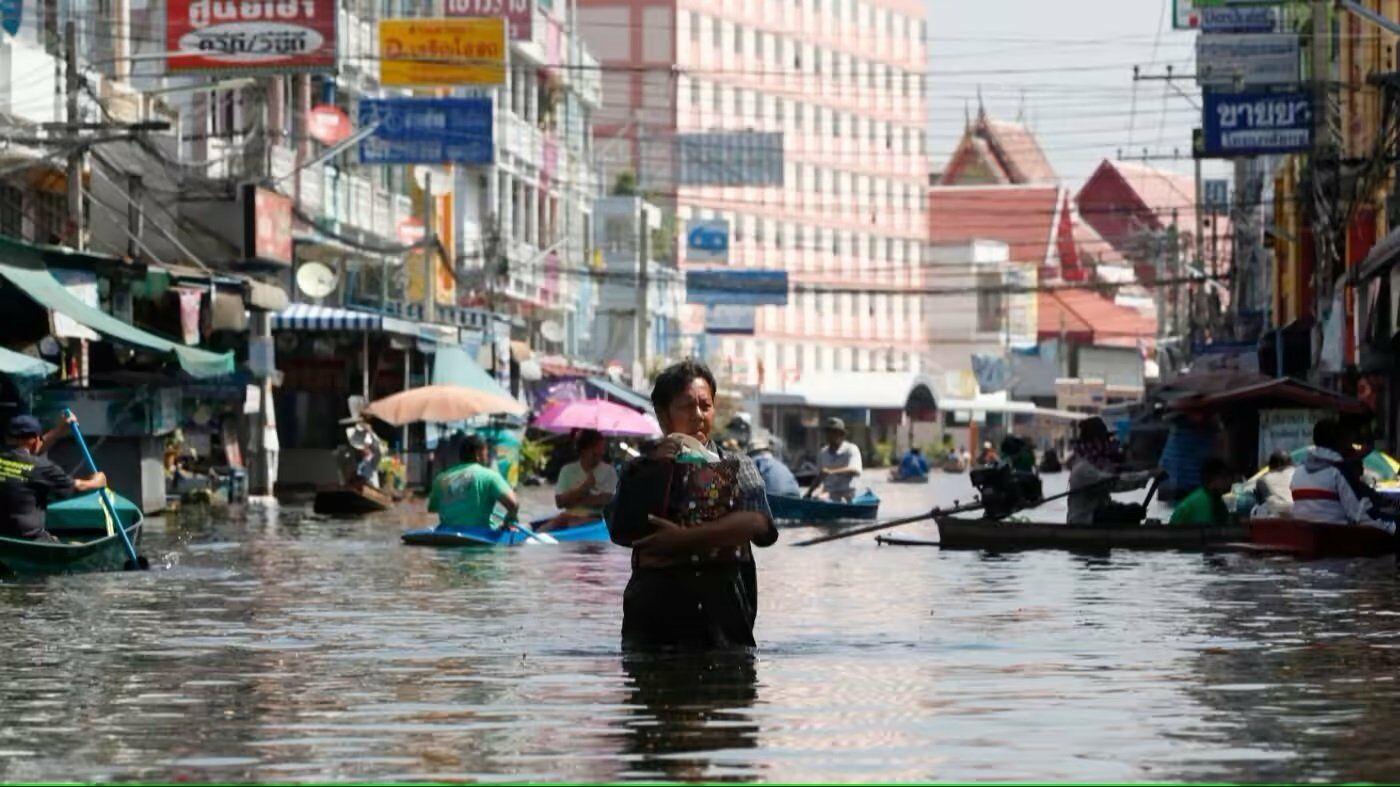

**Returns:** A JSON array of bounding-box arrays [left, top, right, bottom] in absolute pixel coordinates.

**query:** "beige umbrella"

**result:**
[[361, 384, 526, 426]]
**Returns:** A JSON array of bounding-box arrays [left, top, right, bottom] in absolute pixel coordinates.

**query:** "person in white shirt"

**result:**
[[1290, 419, 1394, 533], [1252, 450, 1295, 519], [817, 417, 863, 503], [543, 429, 619, 531]]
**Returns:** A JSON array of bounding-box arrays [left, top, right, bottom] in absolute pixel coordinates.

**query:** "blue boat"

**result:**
[[768, 490, 880, 523], [402, 517, 611, 547]]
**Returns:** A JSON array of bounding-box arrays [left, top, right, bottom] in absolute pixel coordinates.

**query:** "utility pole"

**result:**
[[633, 198, 649, 386], [424, 171, 435, 325], [64, 19, 83, 251], [485, 213, 501, 382], [1311, 0, 1333, 326]]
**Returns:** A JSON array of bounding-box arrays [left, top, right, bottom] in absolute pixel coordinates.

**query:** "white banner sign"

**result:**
[[1196, 34, 1300, 88], [1257, 408, 1324, 467]]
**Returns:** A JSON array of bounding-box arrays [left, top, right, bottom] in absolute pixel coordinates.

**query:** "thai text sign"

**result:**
[[686, 270, 788, 306], [379, 18, 506, 86], [1196, 34, 1299, 87], [704, 305, 755, 335], [243, 185, 293, 266], [358, 97, 494, 165], [166, 0, 338, 75], [1202, 91, 1312, 156], [444, 0, 532, 41], [1258, 409, 1324, 466]]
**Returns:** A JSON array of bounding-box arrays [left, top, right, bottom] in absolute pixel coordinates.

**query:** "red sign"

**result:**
[[444, 0, 532, 41], [307, 104, 352, 145], [244, 186, 293, 265], [166, 0, 338, 75], [397, 217, 425, 245]]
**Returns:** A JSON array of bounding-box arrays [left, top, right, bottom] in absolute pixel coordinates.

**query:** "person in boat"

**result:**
[[959, 445, 972, 466], [343, 418, 384, 489], [816, 417, 863, 503], [977, 441, 999, 466], [1169, 457, 1234, 526], [427, 433, 520, 529], [894, 447, 929, 480], [544, 429, 618, 531], [0, 414, 108, 543], [604, 360, 778, 650], [748, 430, 801, 497], [1290, 419, 1395, 533], [1067, 416, 1162, 526], [1252, 450, 1295, 518]]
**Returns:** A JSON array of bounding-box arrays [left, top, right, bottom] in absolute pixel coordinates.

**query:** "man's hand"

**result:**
[[633, 514, 692, 554], [74, 472, 107, 492]]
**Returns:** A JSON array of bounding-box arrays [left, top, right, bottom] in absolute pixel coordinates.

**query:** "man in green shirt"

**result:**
[[1169, 457, 1233, 527], [428, 434, 519, 528]]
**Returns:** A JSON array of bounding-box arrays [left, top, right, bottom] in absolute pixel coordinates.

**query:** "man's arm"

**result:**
[[72, 472, 107, 493], [634, 510, 771, 553], [498, 488, 520, 518]]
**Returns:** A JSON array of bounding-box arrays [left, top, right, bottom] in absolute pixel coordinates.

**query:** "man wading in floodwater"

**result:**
[[605, 360, 778, 650]]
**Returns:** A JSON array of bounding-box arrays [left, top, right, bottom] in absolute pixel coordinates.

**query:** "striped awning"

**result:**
[[272, 304, 383, 332]]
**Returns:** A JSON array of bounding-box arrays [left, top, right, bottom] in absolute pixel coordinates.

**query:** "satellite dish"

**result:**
[[296, 262, 339, 299], [539, 319, 565, 344]]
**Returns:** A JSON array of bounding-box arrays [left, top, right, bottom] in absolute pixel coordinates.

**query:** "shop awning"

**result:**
[[272, 303, 458, 343], [585, 377, 654, 414], [0, 242, 234, 379], [0, 346, 56, 378]]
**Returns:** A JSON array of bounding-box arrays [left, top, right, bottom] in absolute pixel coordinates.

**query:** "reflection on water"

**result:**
[[0, 473, 1399, 781]]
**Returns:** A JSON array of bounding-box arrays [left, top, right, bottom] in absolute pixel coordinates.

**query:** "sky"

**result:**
[[926, 0, 1228, 187]]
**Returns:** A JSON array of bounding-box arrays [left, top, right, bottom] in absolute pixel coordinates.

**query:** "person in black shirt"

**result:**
[[0, 415, 107, 542], [605, 361, 779, 651]]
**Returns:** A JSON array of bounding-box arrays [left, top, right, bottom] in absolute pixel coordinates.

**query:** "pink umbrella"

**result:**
[[533, 398, 661, 437]]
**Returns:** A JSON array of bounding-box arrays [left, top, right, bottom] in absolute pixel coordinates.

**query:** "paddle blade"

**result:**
[[124, 556, 151, 571]]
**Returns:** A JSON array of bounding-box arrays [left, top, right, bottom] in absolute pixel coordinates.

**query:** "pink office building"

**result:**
[[578, 0, 929, 390]]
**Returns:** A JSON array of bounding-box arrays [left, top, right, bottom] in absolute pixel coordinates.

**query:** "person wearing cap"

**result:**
[[0, 414, 108, 542], [817, 417, 863, 502], [748, 430, 801, 497]]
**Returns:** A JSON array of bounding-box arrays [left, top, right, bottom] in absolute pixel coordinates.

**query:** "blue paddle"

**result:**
[[62, 410, 149, 571]]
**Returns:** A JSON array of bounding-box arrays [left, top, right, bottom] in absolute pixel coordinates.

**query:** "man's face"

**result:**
[[10, 435, 39, 453], [659, 377, 715, 442], [825, 429, 843, 447], [582, 441, 605, 463], [477, 445, 491, 465]]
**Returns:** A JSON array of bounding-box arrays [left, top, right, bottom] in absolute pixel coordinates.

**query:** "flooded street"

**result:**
[[4, 473, 1400, 782]]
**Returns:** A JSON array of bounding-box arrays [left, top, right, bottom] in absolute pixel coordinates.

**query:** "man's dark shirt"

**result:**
[[0, 446, 75, 539]]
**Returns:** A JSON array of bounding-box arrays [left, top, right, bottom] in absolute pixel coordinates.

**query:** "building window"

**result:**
[[833, 171, 842, 196], [794, 101, 804, 130], [977, 272, 1004, 333], [690, 78, 700, 106], [755, 30, 764, 59], [902, 71, 911, 98], [713, 84, 722, 114], [775, 97, 785, 125], [814, 46, 822, 75], [713, 16, 722, 48], [690, 11, 700, 43], [832, 111, 840, 138], [734, 24, 744, 55], [734, 88, 744, 117], [777, 221, 785, 249], [756, 218, 766, 245], [832, 0, 840, 17], [814, 166, 822, 194]]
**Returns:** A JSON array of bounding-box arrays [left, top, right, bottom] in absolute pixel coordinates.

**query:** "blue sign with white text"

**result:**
[[0, 0, 21, 36], [358, 97, 494, 165], [686, 270, 789, 306], [1202, 91, 1312, 157]]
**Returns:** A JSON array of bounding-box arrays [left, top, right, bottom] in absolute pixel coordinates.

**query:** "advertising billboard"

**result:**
[[379, 18, 506, 86], [676, 132, 784, 187], [242, 185, 293, 266], [685, 270, 789, 306], [166, 0, 338, 75]]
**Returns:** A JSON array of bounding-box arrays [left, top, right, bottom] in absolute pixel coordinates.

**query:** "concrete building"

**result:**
[[577, 0, 929, 390]]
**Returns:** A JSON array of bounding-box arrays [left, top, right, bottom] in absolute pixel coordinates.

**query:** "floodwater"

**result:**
[[4, 472, 1400, 782]]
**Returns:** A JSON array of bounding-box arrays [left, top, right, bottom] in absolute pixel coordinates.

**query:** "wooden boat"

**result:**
[[313, 484, 393, 516], [769, 490, 880, 523], [0, 492, 145, 575], [402, 518, 611, 547], [935, 515, 1246, 552], [1247, 518, 1396, 559]]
